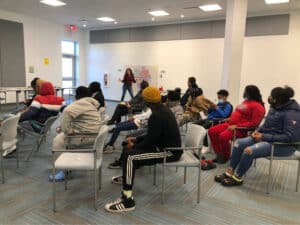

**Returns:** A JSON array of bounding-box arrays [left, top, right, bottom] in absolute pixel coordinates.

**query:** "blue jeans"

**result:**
[[108, 120, 138, 146], [230, 136, 296, 177], [121, 84, 134, 101]]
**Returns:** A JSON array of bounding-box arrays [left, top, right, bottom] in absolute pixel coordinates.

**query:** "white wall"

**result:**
[[0, 9, 88, 102], [87, 39, 224, 102], [87, 10, 300, 106]]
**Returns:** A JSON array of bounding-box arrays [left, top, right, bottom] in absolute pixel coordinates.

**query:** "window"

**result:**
[[61, 41, 77, 89]]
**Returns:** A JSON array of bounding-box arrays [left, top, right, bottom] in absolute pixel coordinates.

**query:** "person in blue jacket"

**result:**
[[215, 86, 300, 186], [194, 89, 232, 154]]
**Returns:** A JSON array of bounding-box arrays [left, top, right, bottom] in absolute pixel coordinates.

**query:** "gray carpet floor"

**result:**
[[1, 102, 300, 225]]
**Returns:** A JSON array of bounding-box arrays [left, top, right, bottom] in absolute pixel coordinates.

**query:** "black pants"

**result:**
[[121, 148, 180, 190], [110, 104, 129, 123]]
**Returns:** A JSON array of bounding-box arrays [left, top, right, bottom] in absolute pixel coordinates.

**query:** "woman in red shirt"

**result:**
[[208, 85, 265, 163], [120, 68, 136, 101]]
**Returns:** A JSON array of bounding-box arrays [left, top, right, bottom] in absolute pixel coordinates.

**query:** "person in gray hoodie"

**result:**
[[49, 86, 103, 181]]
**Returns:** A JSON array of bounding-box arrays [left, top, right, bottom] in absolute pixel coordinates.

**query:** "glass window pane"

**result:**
[[62, 80, 73, 88], [62, 41, 75, 55], [62, 57, 73, 78]]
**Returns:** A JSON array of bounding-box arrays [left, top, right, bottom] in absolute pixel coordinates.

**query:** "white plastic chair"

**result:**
[[52, 125, 108, 212], [0, 114, 20, 183], [266, 142, 300, 193], [155, 124, 206, 203]]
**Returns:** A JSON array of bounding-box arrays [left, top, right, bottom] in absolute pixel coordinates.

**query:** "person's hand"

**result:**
[[252, 131, 263, 142], [186, 106, 192, 112], [56, 127, 62, 134], [126, 141, 135, 149], [125, 102, 131, 108], [118, 78, 122, 82], [227, 125, 237, 130], [128, 117, 135, 121], [211, 103, 218, 109], [126, 137, 136, 142]]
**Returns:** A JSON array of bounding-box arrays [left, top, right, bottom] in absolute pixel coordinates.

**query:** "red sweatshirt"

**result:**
[[228, 100, 265, 127]]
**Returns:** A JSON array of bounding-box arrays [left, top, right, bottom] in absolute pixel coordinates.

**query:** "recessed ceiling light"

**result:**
[[114, 21, 118, 24], [199, 4, 222, 11], [83, 24, 87, 27], [265, 0, 289, 4], [97, 17, 115, 22], [148, 10, 169, 17], [40, 0, 66, 7], [180, 14, 185, 18], [151, 17, 155, 21]]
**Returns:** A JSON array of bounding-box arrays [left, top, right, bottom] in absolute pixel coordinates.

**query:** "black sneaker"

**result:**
[[105, 193, 135, 213], [108, 159, 122, 169], [107, 120, 115, 126]]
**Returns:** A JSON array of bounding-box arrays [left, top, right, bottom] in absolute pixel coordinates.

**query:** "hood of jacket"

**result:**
[[39, 82, 55, 96], [276, 99, 300, 112]]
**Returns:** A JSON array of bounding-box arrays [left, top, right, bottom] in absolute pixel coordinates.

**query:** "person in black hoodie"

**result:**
[[107, 80, 149, 125], [88, 81, 105, 108], [215, 86, 300, 187], [180, 76, 202, 106], [105, 86, 182, 213]]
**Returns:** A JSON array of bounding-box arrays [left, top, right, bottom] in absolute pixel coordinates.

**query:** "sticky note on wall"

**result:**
[[44, 58, 49, 65]]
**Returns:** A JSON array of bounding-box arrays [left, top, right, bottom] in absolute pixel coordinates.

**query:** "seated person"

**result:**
[[215, 86, 300, 186], [208, 85, 265, 164], [180, 76, 201, 106], [103, 107, 152, 153], [104, 87, 182, 212], [50, 86, 104, 181], [165, 88, 184, 126], [18, 81, 64, 132], [182, 88, 213, 124], [107, 88, 184, 168], [194, 89, 232, 154], [88, 81, 105, 108], [107, 80, 149, 125]]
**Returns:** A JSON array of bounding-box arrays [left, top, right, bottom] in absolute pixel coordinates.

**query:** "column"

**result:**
[[221, 0, 248, 106]]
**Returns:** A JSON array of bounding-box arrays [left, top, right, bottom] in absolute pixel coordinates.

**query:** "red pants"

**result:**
[[208, 123, 246, 159]]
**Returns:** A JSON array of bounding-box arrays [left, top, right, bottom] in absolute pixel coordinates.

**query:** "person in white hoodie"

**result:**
[[104, 107, 151, 153], [49, 86, 103, 181]]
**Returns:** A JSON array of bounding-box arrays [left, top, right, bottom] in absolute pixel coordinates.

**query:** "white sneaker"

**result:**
[[103, 145, 114, 154], [2, 147, 16, 157], [201, 146, 210, 154]]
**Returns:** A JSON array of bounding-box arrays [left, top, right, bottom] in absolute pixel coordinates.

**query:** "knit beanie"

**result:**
[[142, 86, 161, 103]]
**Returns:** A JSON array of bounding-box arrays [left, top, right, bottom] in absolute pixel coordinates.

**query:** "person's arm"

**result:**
[[262, 111, 299, 143], [215, 103, 232, 118], [235, 104, 265, 128], [19, 107, 40, 122], [135, 114, 162, 149], [60, 112, 73, 135], [132, 75, 136, 83]]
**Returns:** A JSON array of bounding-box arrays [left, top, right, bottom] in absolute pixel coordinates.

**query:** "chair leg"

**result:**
[[1, 154, 4, 184], [94, 168, 98, 211], [161, 165, 165, 204], [197, 165, 201, 203], [16, 147, 19, 169], [254, 159, 257, 168], [52, 154, 56, 212], [184, 167, 187, 184], [267, 158, 273, 194], [176, 166, 178, 172], [36, 135, 45, 152], [64, 170, 68, 190], [98, 166, 102, 190], [153, 164, 157, 186], [296, 160, 300, 192]]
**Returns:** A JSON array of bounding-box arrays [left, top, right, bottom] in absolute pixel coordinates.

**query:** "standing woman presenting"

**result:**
[[120, 68, 136, 101]]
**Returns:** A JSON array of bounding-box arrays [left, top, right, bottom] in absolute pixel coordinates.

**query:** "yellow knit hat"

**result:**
[[142, 86, 161, 103]]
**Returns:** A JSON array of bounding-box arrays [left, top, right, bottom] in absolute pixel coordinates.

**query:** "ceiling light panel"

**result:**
[[148, 10, 170, 17], [199, 4, 222, 12], [265, 0, 289, 4], [97, 17, 115, 22], [40, 0, 66, 7]]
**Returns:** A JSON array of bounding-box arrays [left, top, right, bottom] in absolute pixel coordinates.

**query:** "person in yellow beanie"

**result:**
[[105, 86, 182, 213]]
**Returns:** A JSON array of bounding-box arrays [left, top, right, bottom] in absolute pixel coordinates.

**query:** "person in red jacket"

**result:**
[[120, 68, 136, 101], [208, 85, 265, 163]]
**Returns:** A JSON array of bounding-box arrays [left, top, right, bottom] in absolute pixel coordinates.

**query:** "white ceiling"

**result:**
[[0, 0, 299, 30]]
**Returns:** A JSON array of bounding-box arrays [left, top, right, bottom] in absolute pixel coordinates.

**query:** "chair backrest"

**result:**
[[185, 124, 206, 149], [41, 116, 59, 134], [94, 125, 109, 159], [0, 114, 20, 143]]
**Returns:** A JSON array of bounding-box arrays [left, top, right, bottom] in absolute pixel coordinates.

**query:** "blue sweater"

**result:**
[[207, 102, 232, 119], [259, 100, 300, 143]]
